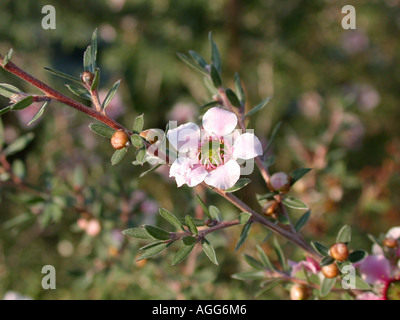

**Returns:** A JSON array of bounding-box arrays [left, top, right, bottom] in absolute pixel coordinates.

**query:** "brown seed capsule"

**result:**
[[329, 242, 349, 262], [383, 238, 398, 249], [321, 262, 339, 279], [268, 172, 292, 193], [262, 200, 279, 217], [111, 130, 130, 150], [290, 284, 310, 300], [81, 71, 94, 85]]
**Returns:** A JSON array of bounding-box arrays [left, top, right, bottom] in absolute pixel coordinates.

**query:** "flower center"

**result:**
[[198, 137, 229, 170], [384, 278, 400, 300]]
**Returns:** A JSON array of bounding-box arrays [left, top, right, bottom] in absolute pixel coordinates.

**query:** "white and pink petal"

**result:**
[[202, 107, 238, 137], [232, 132, 263, 160], [204, 159, 241, 190]]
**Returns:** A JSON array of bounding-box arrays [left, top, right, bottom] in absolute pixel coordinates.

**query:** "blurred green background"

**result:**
[[0, 0, 399, 299]]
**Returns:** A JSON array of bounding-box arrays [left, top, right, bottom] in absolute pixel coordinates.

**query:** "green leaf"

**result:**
[[176, 52, 209, 76], [135, 147, 146, 165], [239, 212, 251, 225], [200, 100, 221, 109], [121, 228, 154, 240], [44, 67, 82, 84], [91, 28, 98, 70], [231, 271, 266, 281], [111, 147, 127, 166], [65, 84, 91, 100], [235, 220, 253, 252], [185, 215, 198, 235], [256, 245, 275, 271], [367, 234, 381, 246], [290, 168, 312, 186], [355, 276, 371, 290], [144, 225, 170, 240], [245, 97, 271, 118], [0, 106, 12, 116], [0, 117, 4, 147], [336, 225, 351, 244], [178, 218, 205, 227], [132, 114, 144, 133], [102, 80, 121, 110], [89, 123, 114, 138], [195, 194, 212, 220], [11, 95, 33, 110], [131, 134, 144, 148], [2, 48, 13, 66], [139, 164, 161, 178], [139, 241, 168, 251], [257, 192, 278, 201], [188, 50, 207, 68], [348, 250, 367, 263], [3, 132, 34, 156], [295, 210, 311, 232], [320, 256, 335, 267], [320, 277, 336, 297], [28, 101, 50, 126], [273, 237, 287, 271], [255, 280, 280, 297], [311, 241, 330, 256], [91, 68, 100, 91], [225, 178, 251, 193], [137, 242, 169, 261], [83, 45, 94, 73], [202, 238, 218, 265], [182, 236, 197, 246], [159, 208, 183, 231], [263, 121, 282, 155], [209, 32, 221, 73], [210, 65, 222, 88], [282, 197, 309, 210], [12, 159, 25, 180], [209, 205, 222, 221], [0, 83, 23, 98], [277, 214, 290, 225], [225, 88, 241, 108], [234, 73, 246, 105], [244, 254, 265, 270], [171, 244, 195, 266]]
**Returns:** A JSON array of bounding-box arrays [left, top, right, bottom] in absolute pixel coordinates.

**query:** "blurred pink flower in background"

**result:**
[[166, 102, 197, 124], [341, 29, 369, 54], [97, 89, 126, 119], [298, 91, 322, 121], [16, 102, 43, 128], [289, 257, 321, 277], [358, 255, 391, 284]]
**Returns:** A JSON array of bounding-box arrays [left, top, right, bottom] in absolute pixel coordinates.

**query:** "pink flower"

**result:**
[[289, 257, 320, 277], [358, 255, 391, 284], [166, 107, 262, 190]]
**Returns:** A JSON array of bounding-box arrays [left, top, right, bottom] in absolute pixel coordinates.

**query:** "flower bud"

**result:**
[[262, 200, 279, 218], [290, 284, 310, 300], [81, 71, 95, 86], [111, 130, 130, 150], [268, 172, 292, 193], [321, 262, 339, 279], [383, 238, 398, 249], [140, 129, 160, 144], [329, 242, 349, 262]]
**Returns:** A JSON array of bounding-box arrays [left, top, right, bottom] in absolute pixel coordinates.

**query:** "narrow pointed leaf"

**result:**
[[135, 147, 146, 165], [256, 245, 275, 271], [202, 238, 218, 265], [209, 32, 221, 73], [0, 83, 23, 98], [290, 168, 312, 186], [144, 225, 170, 240], [295, 210, 311, 232], [273, 237, 287, 271], [185, 215, 198, 235], [65, 84, 91, 100], [11, 95, 33, 110], [320, 277, 336, 297], [210, 65, 222, 88], [159, 208, 183, 231], [239, 212, 251, 225], [83, 45, 94, 72], [176, 52, 209, 76], [282, 196, 309, 210], [44, 67, 82, 84], [320, 256, 335, 267], [0, 106, 12, 116], [225, 88, 241, 108], [28, 101, 50, 126], [3, 133, 34, 156], [111, 147, 127, 165], [355, 276, 371, 290], [209, 205, 222, 221], [263, 121, 282, 155], [245, 97, 271, 118], [91, 29, 98, 69], [348, 250, 368, 263], [91, 68, 100, 91], [200, 100, 221, 109], [235, 220, 253, 252], [178, 218, 205, 227], [195, 194, 212, 220], [225, 178, 251, 193], [121, 227, 154, 240], [102, 80, 121, 110], [89, 123, 114, 138], [234, 73, 246, 105], [139, 164, 161, 178], [336, 225, 352, 244], [172, 244, 195, 266], [311, 241, 330, 256], [137, 242, 169, 261], [188, 50, 207, 68], [2, 48, 13, 66], [182, 236, 196, 246], [132, 114, 144, 133], [232, 271, 266, 281], [244, 254, 264, 270]]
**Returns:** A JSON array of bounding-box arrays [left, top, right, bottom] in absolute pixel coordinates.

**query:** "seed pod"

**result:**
[[81, 71, 95, 85], [262, 200, 279, 218], [383, 238, 398, 249], [111, 130, 130, 150], [268, 172, 292, 193], [329, 242, 349, 262], [321, 262, 339, 279], [290, 284, 310, 300]]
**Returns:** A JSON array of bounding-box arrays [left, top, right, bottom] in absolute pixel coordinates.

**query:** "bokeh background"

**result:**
[[0, 0, 399, 299]]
